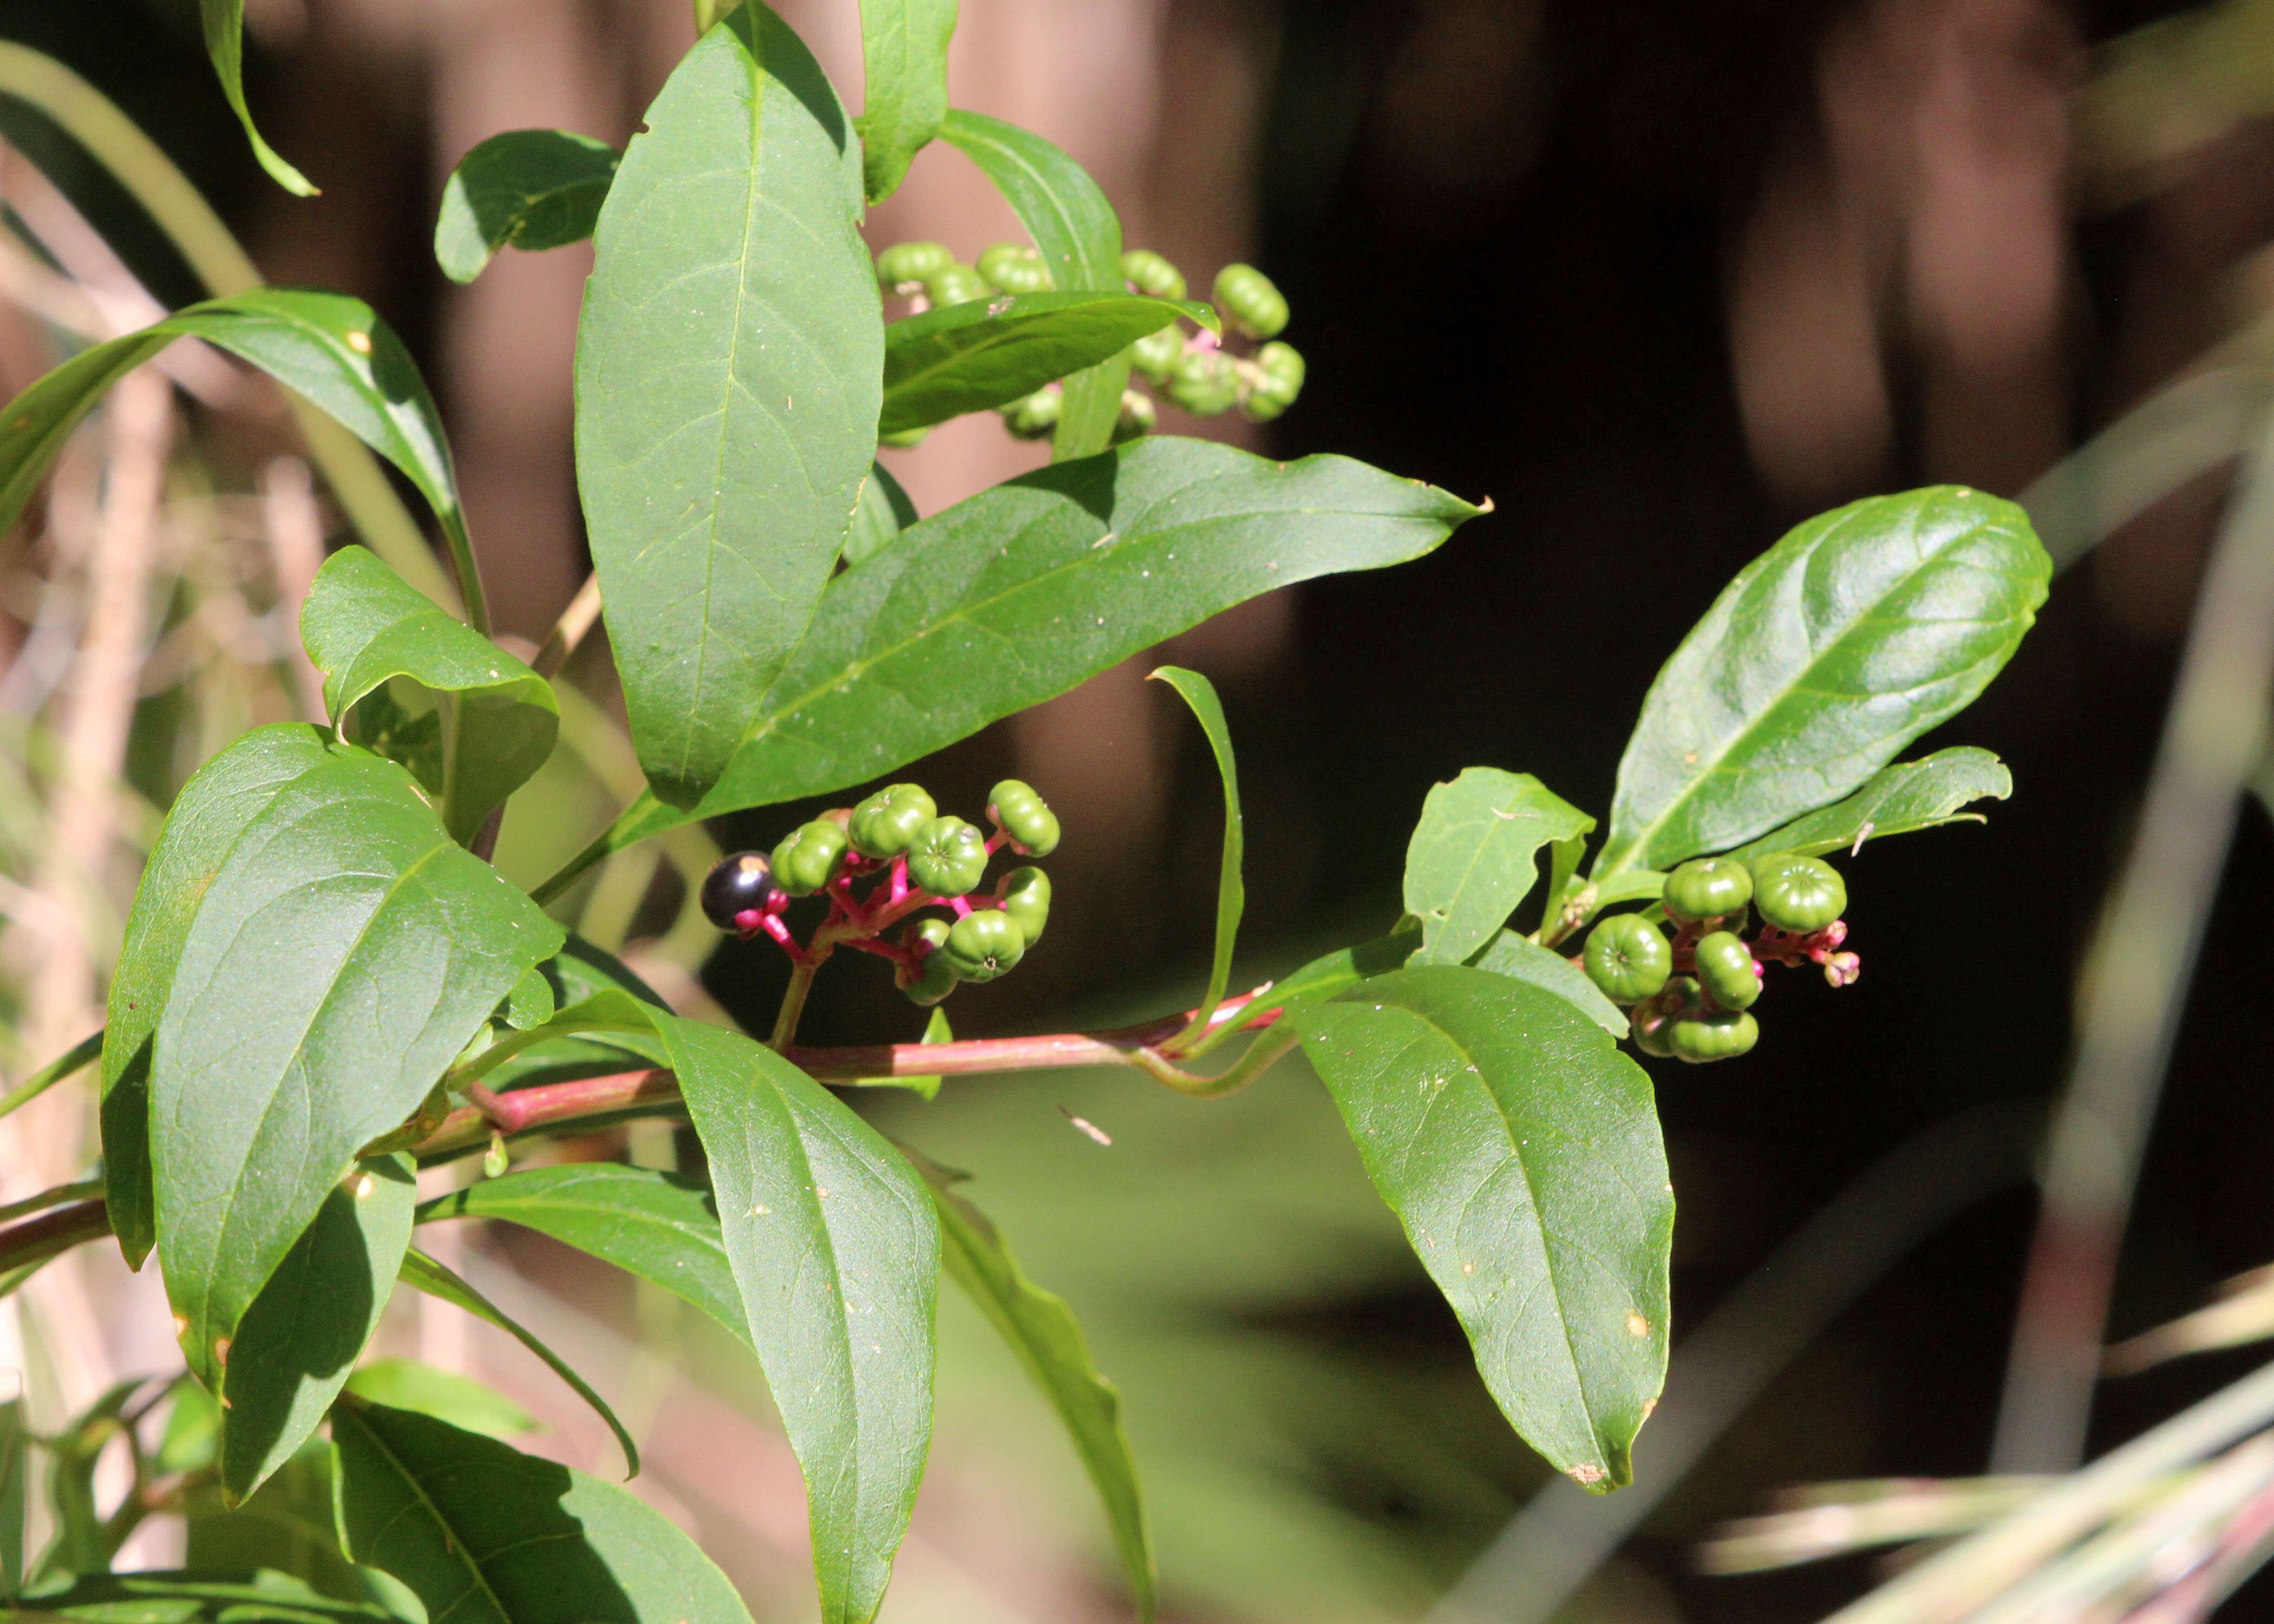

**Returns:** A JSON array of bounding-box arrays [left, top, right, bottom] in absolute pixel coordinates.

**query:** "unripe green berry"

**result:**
[[997, 865, 1051, 944], [1664, 857, 1754, 924], [1670, 1009, 1759, 1064], [900, 918, 956, 1006], [1131, 326, 1184, 383], [944, 908, 1026, 981], [879, 425, 929, 449], [1121, 248, 1187, 300], [977, 242, 1053, 293], [876, 240, 952, 291], [1693, 931, 1761, 1011], [1112, 389, 1157, 444], [1238, 341, 1306, 422], [770, 820, 849, 895], [988, 779, 1061, 856], [1165, 349, 1240, 415], [1630, 993, 1680, 1058], [850, 782, 938, 859], [999, 387, 1061, 441], [1584, 913, 1671, 1004], [1212, 263, 1289, 339], [1749, 853, 1847, 934], [907, 816, 989, 896], [925, 264, 991, 306]]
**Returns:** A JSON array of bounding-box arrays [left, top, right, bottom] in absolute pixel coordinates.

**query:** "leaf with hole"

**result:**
[[576, 1, 881, 807], [854, 0, 957, 202], [1723, 747, 2012, 862], [880, 292, 1210, 435], [1292, 965, 1671, 1490], [1405, 768, 1593, 967], [435, 129, 619, 283]]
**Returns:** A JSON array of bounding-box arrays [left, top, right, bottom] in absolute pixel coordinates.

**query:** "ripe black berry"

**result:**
[[702, 851, 783, 934]]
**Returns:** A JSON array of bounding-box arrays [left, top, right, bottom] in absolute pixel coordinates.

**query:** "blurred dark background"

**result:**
[[6, 0, 2273, 1617]]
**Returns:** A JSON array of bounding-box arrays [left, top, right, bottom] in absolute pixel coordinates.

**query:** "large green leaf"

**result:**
[[939, 110, 1126, 459], [436, 129, 619, 283], [12, 1571, 407, 1623], [301, 546, 558, 843], [1291, 965, 1672, 1490], [880, 292, 1209, 435], [1151, 667, 1244, 1053], [854, 0, 957, 202], [199, 0, 316, 194], [417, 1163, 746, 1341], [576, 1, 882, 808], [1593, 487, 2048, 878], [1468, 930, 1627, 1037], [844, 461, 919, 568], [1269, 924, 1424, 1013], [654, 1014, 938, 1624], [344, 1360, 536, 1439], [1724, 746, 2012, 862], [151, 733, 564, 1392], [220, 1155, 416, 1503], [332, 1401, 754, 1624], [903, 1148, 1154, 1619], [0, 291, 477, 617], [103, 726, 336, 1269], [1404, 768, 1593, 966]]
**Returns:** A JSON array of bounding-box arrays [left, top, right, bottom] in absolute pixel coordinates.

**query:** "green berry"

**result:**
[[1583, 914, 1671, 1004], [1749, 853, 1847, 934], [876, 240, 952, 291], [977, 242, 1053, 293], [1000, 387, 1061, 441], [907, 815, 989, 896], [1238, 340, 1306, 422], [925, 264, 991, 306], [997, 865, 1051, 944], [850, 783, 938, 859], [944, 908, 1026, 981], [988, 779, 1061, 856], [900, 918, 956, 1006], [1112, 389, 1156, 444], [1630, 993, 1680, 1058], [770, 820, 848, 895], [1131, 326, 1184, 383], [1670, 1009, 1759, 1064], [1212, 263, 1289, 339], [879, 425, 929, 449], [1165, 349, 1240, 415], [1693, 931, 1760, 1011], [1664, 857, 1754, 924], [1121, 248, 1187, 300]]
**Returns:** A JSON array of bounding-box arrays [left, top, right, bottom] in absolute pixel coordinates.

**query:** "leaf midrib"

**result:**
[[337, 1404, 513, 1624]]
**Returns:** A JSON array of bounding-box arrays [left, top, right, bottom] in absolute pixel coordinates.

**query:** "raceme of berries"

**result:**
[[703, 780, 1064, 1009], [976, 241, 1053, 293]]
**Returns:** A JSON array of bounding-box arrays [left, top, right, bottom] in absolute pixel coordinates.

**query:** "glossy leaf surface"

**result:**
[[655, 1013, 938, 1624], [1405, 768, 1593, 967], [1468, 930, 1628, 1037], [334, 1402, 753, 1624], [844, 461, 919, 568], [1595, 487, 2047, 877], [880, 292, 1207, 434], [436, 129, 619, 283], [418, 1163, 746, 1340], [302, 546, 558, 842], [345, 1359, 536, 1439], [1293, 965, 1671, 1490], [200, 0, 316, 194], [576, 2, 881, 807], [152, 733, 563, 1391], [1724, 746, 2012, 862], [939, 110, 1126, 458], [905, 1148, 1154, 1618], [1152, 667, 1244, 1051], [854, 0, 957, 201], [220, 1155, 416, 1502]]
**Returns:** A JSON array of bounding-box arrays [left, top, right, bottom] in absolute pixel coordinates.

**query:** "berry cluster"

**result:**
[[700, 780, 1060, 1005], [1580, 853, 1860, 1065], [873, 241, 1306, 446]]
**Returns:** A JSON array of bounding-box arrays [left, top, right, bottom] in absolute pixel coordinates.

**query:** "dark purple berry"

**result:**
[[702, 851, 782, 934]]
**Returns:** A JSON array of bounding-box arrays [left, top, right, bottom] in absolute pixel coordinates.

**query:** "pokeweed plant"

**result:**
[[0, 4, 2053, 1622]]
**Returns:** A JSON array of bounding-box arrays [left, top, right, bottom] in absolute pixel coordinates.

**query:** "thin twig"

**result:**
[[532, 572, 601, 680]]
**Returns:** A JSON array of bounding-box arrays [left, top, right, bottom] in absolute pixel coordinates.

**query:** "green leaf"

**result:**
[[1723, 746, 2013, 862], [333, 1401, 754, 1624], [1150, 667, 1244, 1052], [899, 1147, 1154, 1617], [0, 1377, 21, 1599], [396, 1247, 638, 1475], [845, 1006, 950, 1098], [11, 1570, 408, 1623], [939, 110, 1126, 459], [0, 292, 473, 609], [182, 1443, 373, 1604], [104, 726, 336, 1270], [301, 547, 559, 843], [654, 1013, 938, 1624], [199, 0, 316, 195], [1291, 965, 1672, 1490], [576, 1, 882, 808], [416, 1164, 746, 1342], [1467, 931, 1627, 1037], [1594, 487, 2048, 878], [854, 0, 957, 202], [880, 293, 1210, 435], [37, 1381, 143, 1580], [504, 967, 556, 1030], [1269, 924, 1423, 1013], [220, 1155, 416, 1503], [345, 1359, 537, 1439], [844, 461, 919, 569], [435, 129, 619, 283], [151, 730, 564, 1393], [1404, 768, 1593, 966]]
